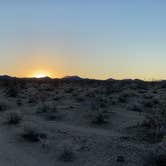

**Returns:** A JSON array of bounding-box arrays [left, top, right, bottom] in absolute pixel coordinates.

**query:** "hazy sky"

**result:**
[[0, 0, 166, 79]]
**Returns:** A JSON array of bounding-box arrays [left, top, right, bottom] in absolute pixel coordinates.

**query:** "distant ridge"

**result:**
[[0, 75, 14, 79], [0, 75, 157, 82], [32, 76, 51, 80], [106, 78, 115, 81], [61, 75, 83, 81]]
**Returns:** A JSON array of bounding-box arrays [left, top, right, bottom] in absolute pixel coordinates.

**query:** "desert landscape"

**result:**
[[1, 1, 166, 166], [0, 76, 165, 166]]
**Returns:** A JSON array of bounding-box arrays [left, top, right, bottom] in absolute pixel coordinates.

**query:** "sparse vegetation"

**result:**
[[0, 77, 165, 165], [6, 112, 22, 125], [131, 104, 142, 112], [118, 95, 127, 103], [65, 88, 74, 94], [37, 103, 56, 113], [91, 111, 109, 125], [21, 126, 47, 143], [58, 146, 76, 162], [0, 102, 8, 112], [6, 87, 18, 97], [144, 152, 166, 166]]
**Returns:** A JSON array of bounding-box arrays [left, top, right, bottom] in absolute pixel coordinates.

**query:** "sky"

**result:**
[[0, 0, 166, 80]]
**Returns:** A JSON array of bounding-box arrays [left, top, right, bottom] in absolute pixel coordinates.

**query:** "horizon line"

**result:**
[[0, 74, 164, 82]]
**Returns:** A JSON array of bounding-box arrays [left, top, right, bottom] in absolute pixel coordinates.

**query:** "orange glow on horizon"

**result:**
[[29, 70, 54, 78], [34, 73, 47, 78]]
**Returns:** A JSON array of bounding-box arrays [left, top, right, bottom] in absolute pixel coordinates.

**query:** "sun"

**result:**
[[35, 73, 47, 78], [31, 70, 53, 78]]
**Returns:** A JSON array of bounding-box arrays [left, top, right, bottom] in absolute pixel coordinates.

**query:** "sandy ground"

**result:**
[[0, 78, 165, 166]]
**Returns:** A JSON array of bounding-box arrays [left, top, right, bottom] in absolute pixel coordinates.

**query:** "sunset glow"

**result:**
[[34, 73, 47, 78], [31, 70, 53, 78], [0, 1, 166, 80]]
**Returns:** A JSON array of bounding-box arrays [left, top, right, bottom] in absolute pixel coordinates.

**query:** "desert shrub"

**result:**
[[37, 103, 56, 113], [28, 96, 37, 104], [140, 103, 166, 143], [86, 92, 95, 98], [72, 93, 78, 98], [109, 97, 116, 105], [58, 146, 76, 162], [45, 112, 62, 121], [142, 115, 158, 129], [104, 86, 113, 96], [65, 88, 74, 94], [89, 97, 110, 125], [143, 100, 154, 109], [76, 97, 85, 102], [100, 101, 107, 108], [91, 111, 109, 125], [45, 114, 57, 121], [6, 87, 18, 97], [117, 155, 125, 163], [16, 99, 22, 106], [152, 99, 160, 105], [53, 97, 61, 101], [92, 97, 109, 109], [139, 90, 147, 94], [118, 95, 127, 103], [6, 112, 22, 125], [131, 105, 142, 112], [154, 155, 166, 166], [0, 102, 8, 112], [38, 103, 62, 121], [141, 129, 163, 144], [144, 153, 166, 166], [21, 127, 47, 143], [94, 98, 108, 108]]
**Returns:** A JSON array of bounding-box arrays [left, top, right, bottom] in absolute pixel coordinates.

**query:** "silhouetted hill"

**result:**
[[0, 75, 14, 80], [106, 78, 115, 81], [61, 75, 83, 81]]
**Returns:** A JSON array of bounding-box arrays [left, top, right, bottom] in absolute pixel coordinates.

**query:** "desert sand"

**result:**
[[0, 77, 165, 166]]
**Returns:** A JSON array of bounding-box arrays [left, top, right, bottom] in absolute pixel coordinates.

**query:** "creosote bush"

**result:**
[[16, 99, 22, 106], [58, 146, 76, 162], [140, 102, 166, 143], [45, 113, 62, 121], [0, 102, 8, 112], [6, 87, 18, 98], [6, 112, 22, 125], [144, 152, 166, 166], [37, 103, 57, 113], [65, 88, 74, 94], [21, 126, 47, 143], [91, 111, 109, 125]]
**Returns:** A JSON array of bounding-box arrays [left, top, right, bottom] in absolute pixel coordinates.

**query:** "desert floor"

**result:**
[[0, 78, 165, 166]]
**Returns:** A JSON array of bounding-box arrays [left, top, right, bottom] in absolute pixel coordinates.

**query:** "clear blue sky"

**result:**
[[0, 0, 166, 79]]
